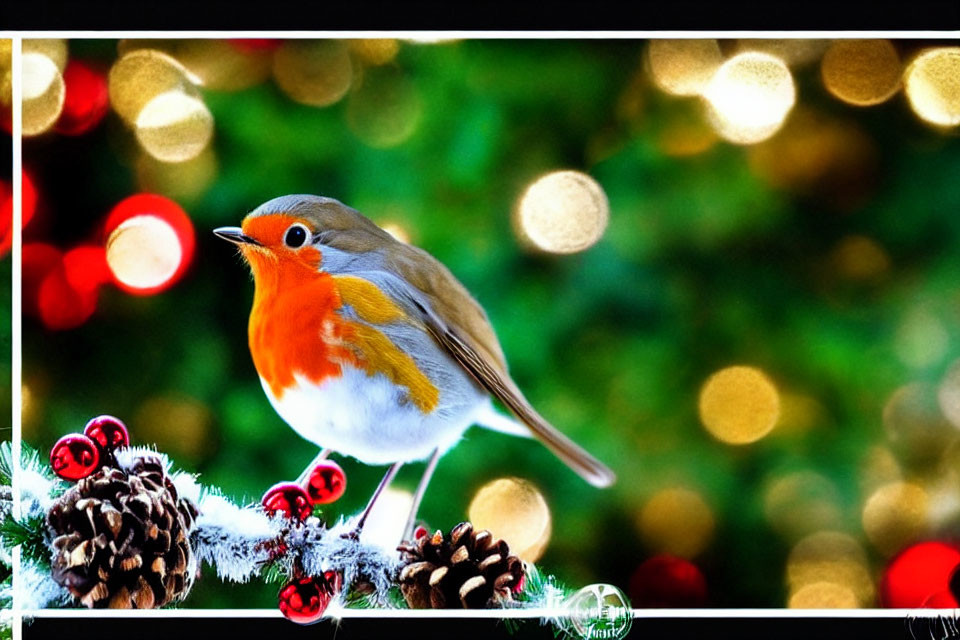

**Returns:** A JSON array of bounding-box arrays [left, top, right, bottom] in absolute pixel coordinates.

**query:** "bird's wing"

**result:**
[[386, 244, 616, 489], [384, 243, 510, 375]]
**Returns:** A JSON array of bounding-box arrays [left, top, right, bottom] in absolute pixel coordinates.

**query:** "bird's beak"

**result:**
[[213, 226, 262, 246]]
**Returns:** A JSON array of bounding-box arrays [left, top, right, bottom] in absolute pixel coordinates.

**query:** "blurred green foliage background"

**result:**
[[20, 38, 960, 608]]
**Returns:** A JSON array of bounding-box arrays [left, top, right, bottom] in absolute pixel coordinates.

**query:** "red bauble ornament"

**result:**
[[629, 554, 708, 608], [50, 434, 101, 481], [262, 482, 312, 521], [278, 575, 337, 625], [83, 415, 130, 451], [413, 525, 428, 540], [56, 60, 109, 136], [303, 460, 346, 505], [881, 541, 960, 608]]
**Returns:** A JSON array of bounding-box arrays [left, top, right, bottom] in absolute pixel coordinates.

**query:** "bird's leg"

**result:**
[[295, 448, 332, 485], [343, 461, 403, 540], [401, 448, 441, 542]]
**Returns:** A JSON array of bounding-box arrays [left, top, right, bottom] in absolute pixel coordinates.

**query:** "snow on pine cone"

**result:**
[[397, 522, 525, 608], [47, 454, 199, 608]]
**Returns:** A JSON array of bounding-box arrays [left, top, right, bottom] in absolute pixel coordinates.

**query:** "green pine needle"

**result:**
[[0, 514, 49, 568], [0, 442, 13, 487], [343, 584, 407, 609]]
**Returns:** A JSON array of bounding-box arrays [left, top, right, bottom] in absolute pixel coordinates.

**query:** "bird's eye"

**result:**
[[284, 224, 309, 248]]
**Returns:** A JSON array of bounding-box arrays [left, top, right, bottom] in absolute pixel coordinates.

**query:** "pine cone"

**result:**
[[398, 522, 525, 609], [47, 455, 199, 608]]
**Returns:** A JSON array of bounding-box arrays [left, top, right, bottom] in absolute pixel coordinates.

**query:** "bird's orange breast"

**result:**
[[248, 257, 356, 400], [246, 246, 440, 413]]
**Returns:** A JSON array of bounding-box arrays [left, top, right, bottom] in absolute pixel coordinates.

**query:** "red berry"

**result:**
[[262, 482, 312, 521], [83, 415, 130, 451], [278, 576, 333, 625], [303, 460, 346, 505], [50, 434, 101, 481]]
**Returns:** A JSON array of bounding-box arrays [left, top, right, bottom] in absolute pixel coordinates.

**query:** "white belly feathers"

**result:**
[[261, 366, 486, 465]]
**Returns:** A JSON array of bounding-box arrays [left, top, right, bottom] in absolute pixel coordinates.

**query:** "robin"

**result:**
[[215, 195, 614, 538]]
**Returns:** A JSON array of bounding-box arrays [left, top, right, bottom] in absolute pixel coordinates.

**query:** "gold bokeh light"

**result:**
[[23, 39, 67, 72], [273, 40, 353, 107], [786, 531, 875, 607], [821, 40, 901, 107], [106, 215, 184, 290], [703, 52, 796, 145], [733, 40, 829, 69], [109, 49, 197, 125], [349, 39, 400, 66], [698, 365, 780, 445], [788, 581, 859, 608], [119, 39, 271, 91], [1, 40, 11, 109], [862, 481, 929, 556], [467, 477, 552, 563], [516, 170, 609, 254], [134, 90, 214, 163], [883, 382, 953, 468], [22, 51, 65, 137], [637, 487, 715, 558], [646, 39, 723, 97], [859, 446, 902, 494], [904, 47, 960, 127]]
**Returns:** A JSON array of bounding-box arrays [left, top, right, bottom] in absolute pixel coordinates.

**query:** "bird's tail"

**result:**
[[475, 402, 616, 488]]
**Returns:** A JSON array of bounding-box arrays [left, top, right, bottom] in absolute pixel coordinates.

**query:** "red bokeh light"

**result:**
[[629, 554, 708, 607], [921, 590, 958, 608], [63, 245, 111, 293], [56, 60, 110, 136], [23, 243, 62, 316], [103, 193, 195, 296], [229, 39, 281, 52], [881, 541, 960, 608], [24, 242, 104, 331], [0, 171, 38, 256], [38, 260, 100, 330]]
